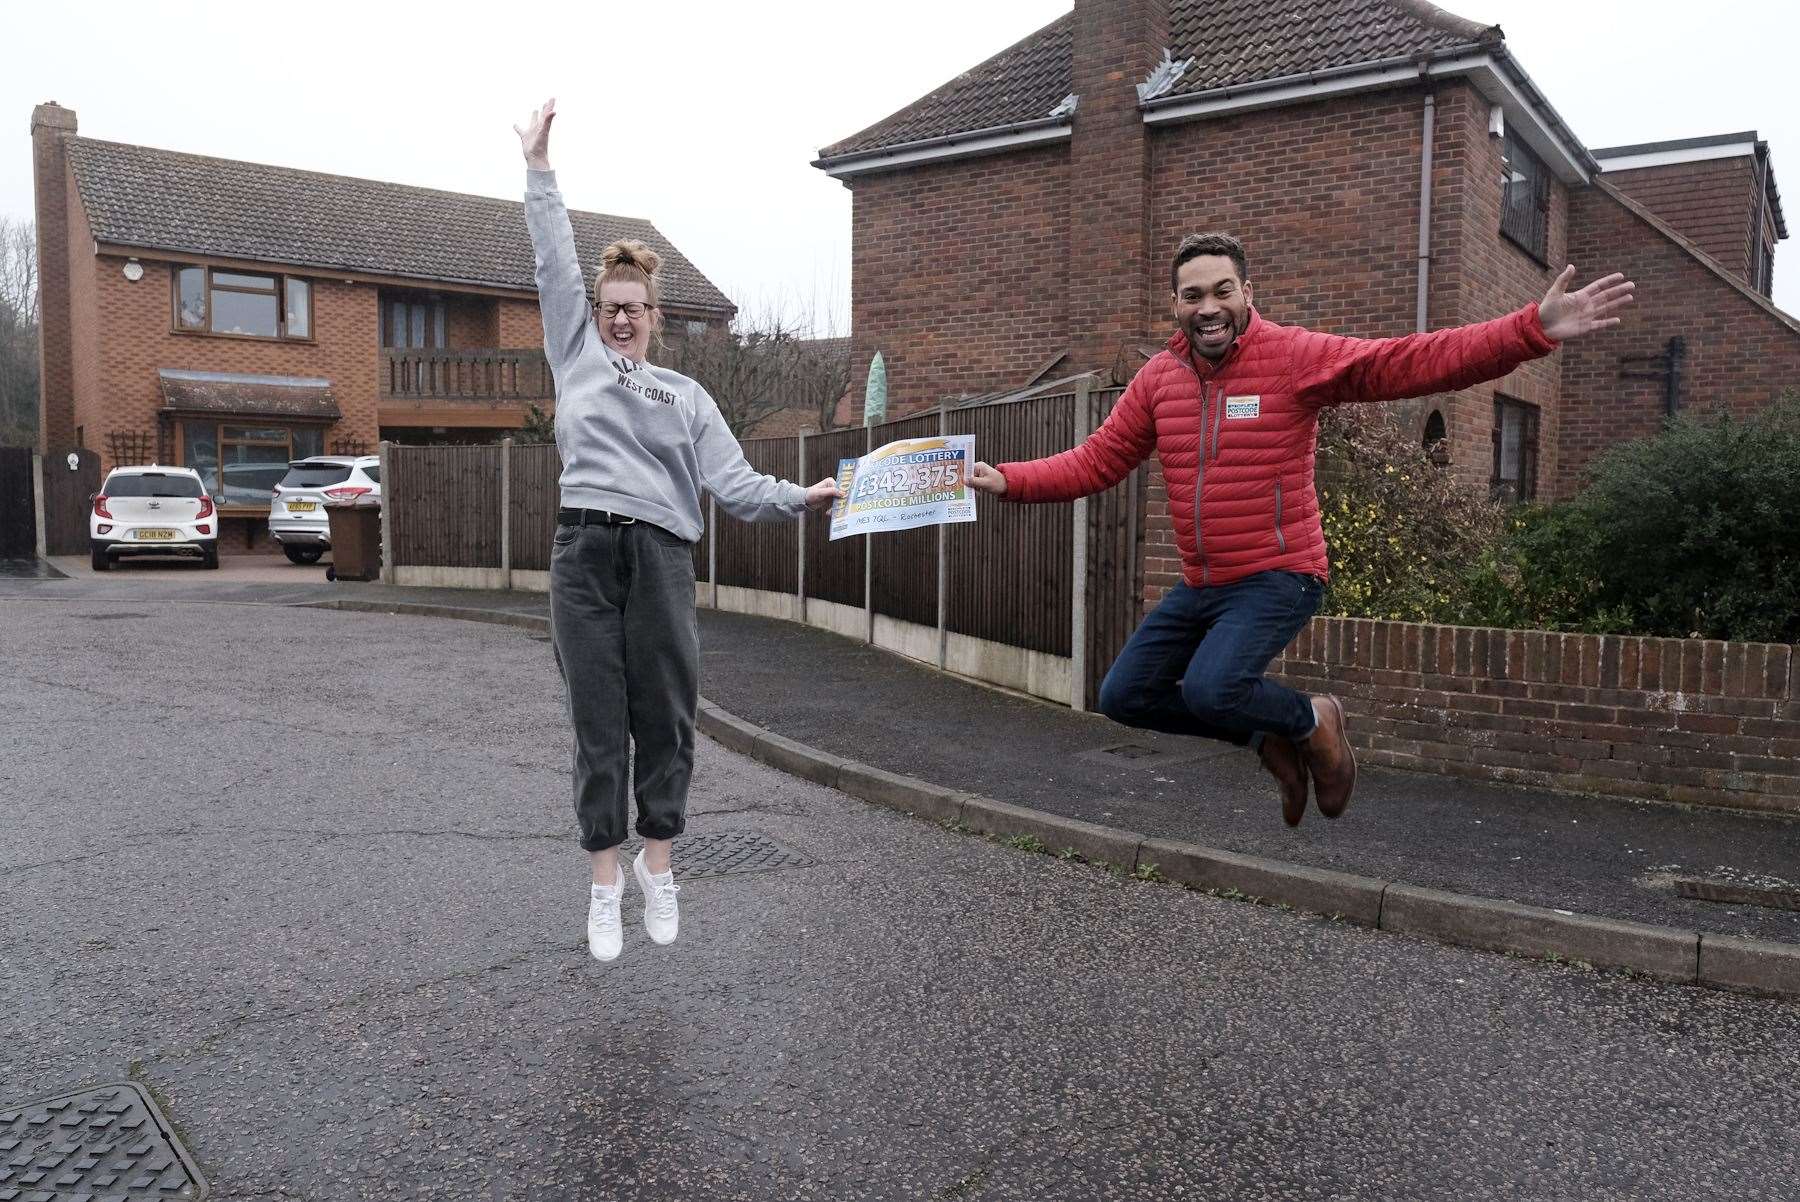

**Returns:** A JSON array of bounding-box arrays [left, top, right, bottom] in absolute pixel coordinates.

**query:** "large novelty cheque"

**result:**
[[829, 435, 977, 540]]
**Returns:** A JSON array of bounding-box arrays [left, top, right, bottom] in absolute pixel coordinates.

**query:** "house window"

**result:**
[[686, 320, 709, 338], [1500, 132, 1550, 261], [383, 296, 446, 348], [1490, 397, 1540, 503], [173, 266, 312, 340], [179, 420, 325, 506]]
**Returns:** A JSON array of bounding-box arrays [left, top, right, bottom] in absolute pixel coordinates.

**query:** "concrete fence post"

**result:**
[[500, 437, 513, 591], [796, 430, 808, 624], [864, 423, 874, 644], [1070, 379, 1095, 711], [708, 496, 719, 610], [31, 452, 46, 561], [938, 401, 949, 671], [378, 440, 393, 584]]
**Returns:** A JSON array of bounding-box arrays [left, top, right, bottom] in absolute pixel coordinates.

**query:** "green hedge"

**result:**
[[1458, 399, 1800, 644], [1317, 397, 1800, 645]]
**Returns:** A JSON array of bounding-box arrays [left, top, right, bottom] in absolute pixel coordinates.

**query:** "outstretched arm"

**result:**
[[968, 374, 1157, 501], [515, 98, 591, 370], [691, 390, 841, 520], [1295, 266, 1635, 408]]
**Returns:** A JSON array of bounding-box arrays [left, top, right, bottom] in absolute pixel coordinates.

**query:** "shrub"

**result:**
[[1314, 409, 1507, 623], [1463, 397, 1800, 643]]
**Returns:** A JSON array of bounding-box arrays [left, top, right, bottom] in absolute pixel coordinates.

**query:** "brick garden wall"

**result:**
[[1270, 617, 1800, 815]]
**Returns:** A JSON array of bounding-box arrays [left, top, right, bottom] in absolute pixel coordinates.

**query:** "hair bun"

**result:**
[[601, 240, 662, 277]]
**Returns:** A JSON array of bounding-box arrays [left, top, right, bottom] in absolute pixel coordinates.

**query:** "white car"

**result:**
[[269, 455, 381, 565], [90, 465, 220, 571]]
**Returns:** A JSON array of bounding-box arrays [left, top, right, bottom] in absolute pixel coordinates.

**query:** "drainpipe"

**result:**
[[1415, 90, 1436, 332]]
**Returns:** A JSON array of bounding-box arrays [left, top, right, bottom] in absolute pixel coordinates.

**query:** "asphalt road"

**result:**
[[3, 595, 1797, 1200]]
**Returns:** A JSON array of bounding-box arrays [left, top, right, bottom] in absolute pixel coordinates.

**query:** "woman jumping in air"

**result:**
[[515, 98, 842, 962]]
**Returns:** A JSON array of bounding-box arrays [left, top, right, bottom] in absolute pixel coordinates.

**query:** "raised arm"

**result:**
[[515, 99, 591, 370], [1295, 267, 1634, 408]]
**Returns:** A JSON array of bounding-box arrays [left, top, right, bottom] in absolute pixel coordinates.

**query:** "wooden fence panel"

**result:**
[[508, 443, 561, 573], [389, 445, 503, 569], [715, 437, 799, 592], [867, 413, 941, 628], [41, 447, 102, 557], [944, 396, 1075, 656], [0, 447, 33, 559], [1081, 388, 1142, 702], [803, 427, 867, 607]]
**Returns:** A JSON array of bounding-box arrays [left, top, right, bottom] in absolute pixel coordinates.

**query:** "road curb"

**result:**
[[1380, 885, 1700, 983], [305, 594, 1800, 1001], [1141, 838, 1388, 927], [1698, 933, 1800, 997]]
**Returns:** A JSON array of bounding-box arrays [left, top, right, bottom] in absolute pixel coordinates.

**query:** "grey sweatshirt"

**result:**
[[524, 169, 806, 541]]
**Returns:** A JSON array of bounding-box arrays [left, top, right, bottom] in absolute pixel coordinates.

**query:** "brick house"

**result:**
[[31, 102, 733, 548], [812, 0, 1798, 552]]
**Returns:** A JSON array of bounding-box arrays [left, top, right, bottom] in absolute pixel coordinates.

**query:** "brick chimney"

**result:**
[[1067, 0, 1169, 379], [31, 102, 78, 454]]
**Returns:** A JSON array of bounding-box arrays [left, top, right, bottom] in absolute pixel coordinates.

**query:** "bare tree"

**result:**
[[660, 316, 798, 438], [790, 335, 853, 434], [0, 218, 39, 446]]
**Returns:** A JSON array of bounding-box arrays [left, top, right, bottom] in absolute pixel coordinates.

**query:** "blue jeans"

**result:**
[[1097, 571, 1324, 749]]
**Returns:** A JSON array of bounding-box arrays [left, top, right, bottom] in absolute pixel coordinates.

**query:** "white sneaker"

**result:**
[[632, 850, 680, 945], [587, 873, 623, 962]]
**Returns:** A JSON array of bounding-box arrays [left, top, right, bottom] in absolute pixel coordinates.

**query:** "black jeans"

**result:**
[[549, 520, 697, 851], [1097, 571, 1324, 749]]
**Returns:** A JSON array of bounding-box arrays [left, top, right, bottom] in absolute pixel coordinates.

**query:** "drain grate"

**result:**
[[0, 1081, 207, 1199], [75, 612, 149, 621], [1675, 879, 1800, 912], [616, 830, 814, 879]]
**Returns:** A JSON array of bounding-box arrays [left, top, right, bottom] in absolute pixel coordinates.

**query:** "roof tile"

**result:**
[[67, 138, 734, 314], [817, 0, 1498, 163]]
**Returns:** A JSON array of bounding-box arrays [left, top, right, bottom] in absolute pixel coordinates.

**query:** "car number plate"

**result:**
[[137, 529, 177, 540], [287, 501, 317, 512]]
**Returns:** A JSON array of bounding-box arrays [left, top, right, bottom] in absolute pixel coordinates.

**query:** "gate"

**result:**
[[0, 447, 35, 559], [41, 447, 101, 555]]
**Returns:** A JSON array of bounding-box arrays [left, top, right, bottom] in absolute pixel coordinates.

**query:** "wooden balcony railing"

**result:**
[[381, 348, 553, 401]]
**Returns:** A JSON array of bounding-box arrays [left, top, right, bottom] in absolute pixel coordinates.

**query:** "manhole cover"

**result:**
[[616, 830, 814, 879], [1675, 879, 1800, 912], [0, 1081, 207, 1199]]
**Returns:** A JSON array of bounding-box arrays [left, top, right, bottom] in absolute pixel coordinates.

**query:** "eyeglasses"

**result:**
[[596, 301, 656, 320]]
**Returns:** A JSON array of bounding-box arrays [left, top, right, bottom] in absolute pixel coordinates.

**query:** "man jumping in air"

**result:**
[[967, 233, 1633, 826]]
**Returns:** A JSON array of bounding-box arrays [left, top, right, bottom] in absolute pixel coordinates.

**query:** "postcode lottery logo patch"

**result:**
[[1226, 395, 1261, 419]]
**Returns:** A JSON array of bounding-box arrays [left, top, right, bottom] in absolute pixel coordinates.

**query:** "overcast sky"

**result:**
[[5, 0, 1795, 325]]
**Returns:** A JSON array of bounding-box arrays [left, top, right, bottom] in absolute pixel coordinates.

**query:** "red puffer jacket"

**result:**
[[998, 305, 1557, 588]]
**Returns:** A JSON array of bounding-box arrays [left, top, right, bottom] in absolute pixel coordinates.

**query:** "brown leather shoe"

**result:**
[[1302, 695, 1357, 819], [1257, 734, 1310, 827]]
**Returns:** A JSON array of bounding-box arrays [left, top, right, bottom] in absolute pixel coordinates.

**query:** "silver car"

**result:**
[[268, 455, 381, 565]]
